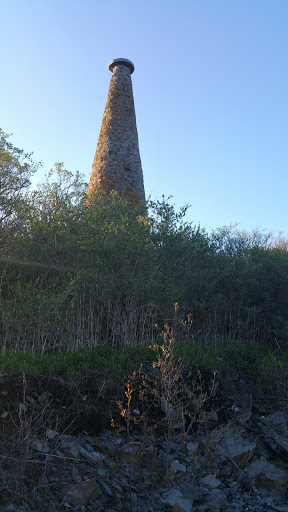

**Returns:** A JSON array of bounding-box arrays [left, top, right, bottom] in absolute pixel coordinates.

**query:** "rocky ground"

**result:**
[[1, 368, 288, 512]]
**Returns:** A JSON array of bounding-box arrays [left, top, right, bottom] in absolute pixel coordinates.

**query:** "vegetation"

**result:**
[[0, 128, 288, 368], [1, 129, 288, 509]]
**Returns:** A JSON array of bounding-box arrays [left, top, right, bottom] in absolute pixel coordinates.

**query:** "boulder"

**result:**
[[170, 460, 187, 473], [263, 412, 288, 435], [31, 439, 51, 454], [213, 427, 256, 461], [194, 489, 228, 511], [63, 480, 101, 506], [245, 460, 288, 490], [161, 488, 193, 512], [79, 446, 105, 463], [199, 474, 221, 489]]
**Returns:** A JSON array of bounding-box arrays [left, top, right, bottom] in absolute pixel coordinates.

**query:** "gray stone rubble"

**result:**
[[2, 408, 288, 512]]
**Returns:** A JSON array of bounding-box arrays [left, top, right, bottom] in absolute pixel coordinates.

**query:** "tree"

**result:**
[[16, 162, 87, 266], [0, 129, 41, 250]]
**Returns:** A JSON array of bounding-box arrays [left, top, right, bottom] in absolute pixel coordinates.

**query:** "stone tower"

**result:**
[[87, 58, 145, 204]]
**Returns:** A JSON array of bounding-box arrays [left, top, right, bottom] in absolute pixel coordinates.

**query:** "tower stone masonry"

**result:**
[[87, 58, 146, 204]]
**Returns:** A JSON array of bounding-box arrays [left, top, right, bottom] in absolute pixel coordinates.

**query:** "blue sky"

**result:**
[[1, 0, 287, 234]]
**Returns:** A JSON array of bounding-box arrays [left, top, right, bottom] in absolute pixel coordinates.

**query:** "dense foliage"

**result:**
[[0, 129, 41, 251], [1, 130, 287, 352]]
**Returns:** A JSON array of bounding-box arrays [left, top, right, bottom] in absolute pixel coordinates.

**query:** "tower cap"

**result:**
[[108, 58, 134, 74]]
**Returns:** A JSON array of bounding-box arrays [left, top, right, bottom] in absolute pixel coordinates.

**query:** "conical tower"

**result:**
[[87, 58, 145, 204]]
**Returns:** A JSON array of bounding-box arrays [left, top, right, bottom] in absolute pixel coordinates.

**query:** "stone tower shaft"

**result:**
[[87, 58, 145, 204]]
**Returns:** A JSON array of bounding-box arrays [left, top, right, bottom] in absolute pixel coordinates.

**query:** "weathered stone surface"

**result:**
[[186, 441, 199, 453], [46, 428, 59, 440], [245, 459, 270, 479], [108, 58, 135, 73], [66, 445, 80, 459], [79, 446, 105, 463], [3, 368, 288, 512], [262, 411, 288, 460], [170, 460, 187, 473], [31, 439, 51, 453], [98, 478, 114, 497], [179, 481, 202, 500], [199, 474, 222, 489], [214, 426, 256, 461], [87, 58, 145, 205], [206, 410, 219, 422], [258, 465, 288, 490], [172, 504, 188, 512], [245, 460, 288, 490], [196, 489, 228, 510], [263, 412, 288, 435], [273, 433, 288, 454], [63, 480, 101, 506], [161, 488, 193, 512]]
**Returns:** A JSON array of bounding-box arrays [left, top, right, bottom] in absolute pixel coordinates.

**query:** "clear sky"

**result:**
[[1, 0, 287, 235]]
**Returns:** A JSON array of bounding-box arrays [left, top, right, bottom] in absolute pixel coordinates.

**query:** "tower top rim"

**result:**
[[108, 58, 134, 74]]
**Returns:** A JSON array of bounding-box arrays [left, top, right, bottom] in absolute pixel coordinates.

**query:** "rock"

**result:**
[[91, 450, 106, 461], [273, 433, 288, 454], [161, 488, 193, 512], [262, 411, 288, 459], [214, 426, 256, 461], [12, 508, 30, 512], [228, 381, 253, 424], [31, 439, 51, 453], [77, 434, 95, 446], [256, 485, 271, 497], [67, 445, 81, 459], [79, 446, 105, 463], [170, 460, 187, 473], [111, 479, 123, 492], [261, 496, 274, 505], [258, 464, 288, 491], [263, 412, 288, 435], [97, 467, 107, 477], [72, 465, 82, 483], [63, 480, 101, 506], [122, 442, 140, 454], [160, 400, 184, 426], [179, 481, 203, 500], [266, 431, 288, 459], [186, 441, 199, 453], [4, 365, 288, 512], [172, 504, 187, 512], [46, 428, 59, 440], [197, 489, 228, 510], [166, 441, 181, 452], [269, 489, 283, 500], [141, 451, 162, 470], [234, 407, 252, 424], [199, 474, 221, 489], [245, 460, 288, 490], [99, 478, 114, 497], [207, 410, 219, 422]]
